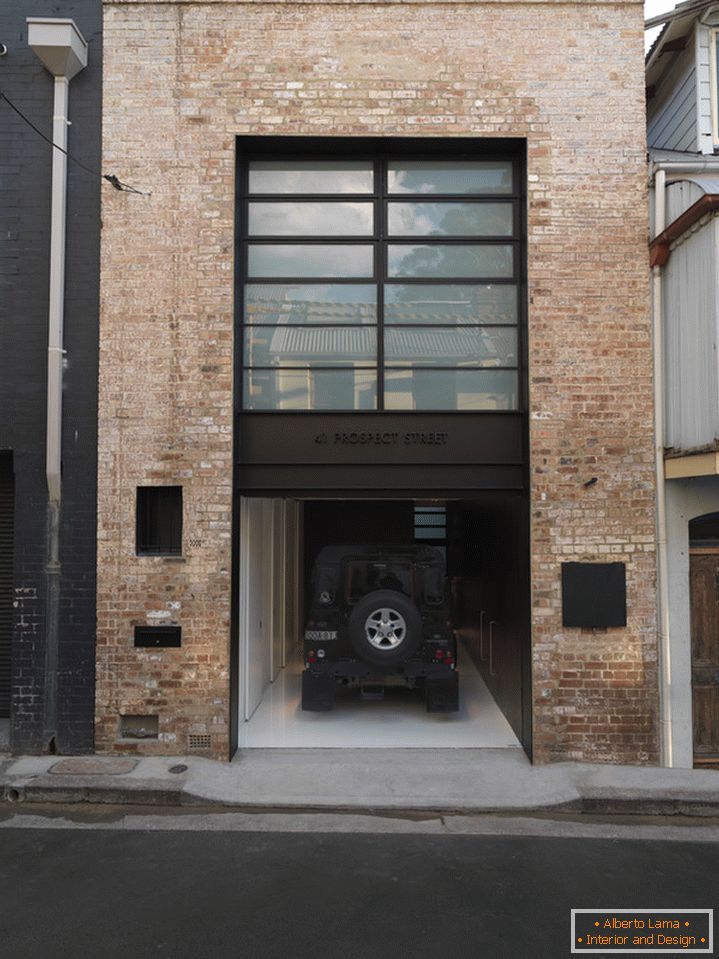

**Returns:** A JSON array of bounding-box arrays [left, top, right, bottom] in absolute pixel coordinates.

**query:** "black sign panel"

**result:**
[[561, 562, 627, 629], [236, 413, 525, 493]]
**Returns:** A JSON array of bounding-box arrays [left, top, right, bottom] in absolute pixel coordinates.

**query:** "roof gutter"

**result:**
[[649, 194, 719, 266]]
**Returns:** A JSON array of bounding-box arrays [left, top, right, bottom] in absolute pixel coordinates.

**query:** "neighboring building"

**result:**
[[95, 0, 657, 766], [647, 1, 719, 769], [0, 3, 101, 754]]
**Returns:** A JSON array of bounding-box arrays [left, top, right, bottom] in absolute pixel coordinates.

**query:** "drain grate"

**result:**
[[188, 734, 212, 751]]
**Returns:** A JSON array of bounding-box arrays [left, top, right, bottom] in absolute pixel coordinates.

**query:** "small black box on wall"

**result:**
[[134, 626, 182, 648], [561, 562, 626, 628]]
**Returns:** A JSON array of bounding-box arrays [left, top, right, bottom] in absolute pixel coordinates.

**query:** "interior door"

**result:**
[[270, 500, 285, 680], [690, 551, 719, 765], [241, 497, 272, 720]]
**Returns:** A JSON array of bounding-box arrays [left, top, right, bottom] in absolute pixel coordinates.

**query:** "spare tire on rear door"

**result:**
[[347, 589, 423, 667]]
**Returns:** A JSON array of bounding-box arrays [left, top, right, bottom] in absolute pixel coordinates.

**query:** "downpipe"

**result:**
[[652, 169, 673, 767], [43, 75, 69, 753]]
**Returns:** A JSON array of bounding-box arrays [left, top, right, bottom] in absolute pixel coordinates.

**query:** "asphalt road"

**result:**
[[0, 811, 717, 959]]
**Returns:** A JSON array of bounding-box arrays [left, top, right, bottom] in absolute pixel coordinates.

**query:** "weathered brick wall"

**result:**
[[97, 0, 656, 762]]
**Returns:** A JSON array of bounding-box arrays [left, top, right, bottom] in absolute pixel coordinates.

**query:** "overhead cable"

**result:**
[[0, 88, 150, 196]]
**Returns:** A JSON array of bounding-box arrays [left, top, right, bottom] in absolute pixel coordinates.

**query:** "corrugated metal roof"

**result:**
[[271, 327, 374, 356], [267, 326, 516, 363]]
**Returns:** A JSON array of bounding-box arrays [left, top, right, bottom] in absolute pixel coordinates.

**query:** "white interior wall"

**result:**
[[239, 497, 272, 720], [239, 497, 301, 724], [666, 475, 719, 767]]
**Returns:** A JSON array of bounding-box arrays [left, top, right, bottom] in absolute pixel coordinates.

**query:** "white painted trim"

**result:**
[[666, 451, 719, 478]]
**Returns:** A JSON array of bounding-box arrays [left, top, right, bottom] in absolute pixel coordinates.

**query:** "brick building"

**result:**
[[95, 0, 657, 765], [0, 3, 101, 755]]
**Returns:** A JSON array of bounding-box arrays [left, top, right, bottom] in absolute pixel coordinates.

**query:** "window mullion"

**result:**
[[377, 157, 385, 412]]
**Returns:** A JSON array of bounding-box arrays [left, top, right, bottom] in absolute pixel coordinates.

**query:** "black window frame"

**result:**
[[235, 137, 526, 415], [135, 486, 183, 557]]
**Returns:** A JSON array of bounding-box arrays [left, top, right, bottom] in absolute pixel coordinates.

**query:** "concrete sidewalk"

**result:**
[[1, 748, 719, 816]]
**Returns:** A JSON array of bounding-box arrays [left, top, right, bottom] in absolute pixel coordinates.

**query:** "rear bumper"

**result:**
[[304, 660, 456, 681]]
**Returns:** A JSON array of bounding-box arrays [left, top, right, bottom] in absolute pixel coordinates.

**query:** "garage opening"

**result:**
[[235, 495, 528, 750]]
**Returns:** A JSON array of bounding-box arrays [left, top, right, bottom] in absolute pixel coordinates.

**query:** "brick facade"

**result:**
[[97, 0, 657, 762], [1, 0, 101, 754]]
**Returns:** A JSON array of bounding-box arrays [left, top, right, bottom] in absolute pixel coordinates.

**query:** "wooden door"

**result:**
[[690, 551, 719, 765]]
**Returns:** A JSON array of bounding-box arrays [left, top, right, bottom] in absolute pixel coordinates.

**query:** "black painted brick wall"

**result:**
[[0, 1, 101, 753]]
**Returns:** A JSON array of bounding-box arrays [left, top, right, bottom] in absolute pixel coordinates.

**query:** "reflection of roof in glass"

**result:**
[[247, 297, 515, 325], [247, 301, 375, 323], [268, 326, 516, 362]]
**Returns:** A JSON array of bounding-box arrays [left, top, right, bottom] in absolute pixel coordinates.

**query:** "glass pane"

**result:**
[[387, 161, 513, 195], [387, 244, 513, 279], [244, 368, 377, 410], [248, 244, 374, 278], [245, 285, 377, 325], [384, 328, 517, 367], [245, 326, 376, 366], [248, 202, 373, 236], [249, 160, 374, 194], [387, 202, 513, 237], [385, 284, 516, 325], [384, 369, 518, 411]]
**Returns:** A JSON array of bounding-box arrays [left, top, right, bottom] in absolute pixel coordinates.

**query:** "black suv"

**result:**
[[301, 544, 458, 713]]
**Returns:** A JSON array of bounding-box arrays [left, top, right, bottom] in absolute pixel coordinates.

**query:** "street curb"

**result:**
[[579, 797, 719, 818], [2, 752, 718, 818], [3, 781, 719, 817]]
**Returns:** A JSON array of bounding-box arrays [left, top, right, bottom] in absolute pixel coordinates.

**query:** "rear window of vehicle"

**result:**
[[345, 562, 414, 604], [421, 566, 445, 605]]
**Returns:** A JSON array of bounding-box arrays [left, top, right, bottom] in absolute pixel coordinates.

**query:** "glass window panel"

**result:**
[[387, 244, 513, 279], [249, 160, 374, 194], [387, 202, 513, 237], [244, 326, 376, 366], [384, 369, 518, 411], [244, 368, 377, 410], [245, 284, 377, 325], [384, 328, 517, 367], [248, 244, 374, 278], [384, 284, 517, 325], [248, 202, 374, 236], [415, 527, 445, 539], [387, 161, 513, 195]]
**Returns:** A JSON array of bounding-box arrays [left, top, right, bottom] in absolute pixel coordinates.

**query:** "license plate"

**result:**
[[304, 630, 338, 642]]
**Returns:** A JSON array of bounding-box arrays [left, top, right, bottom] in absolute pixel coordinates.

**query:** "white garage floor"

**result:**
[[239, 641, 522, 748]]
